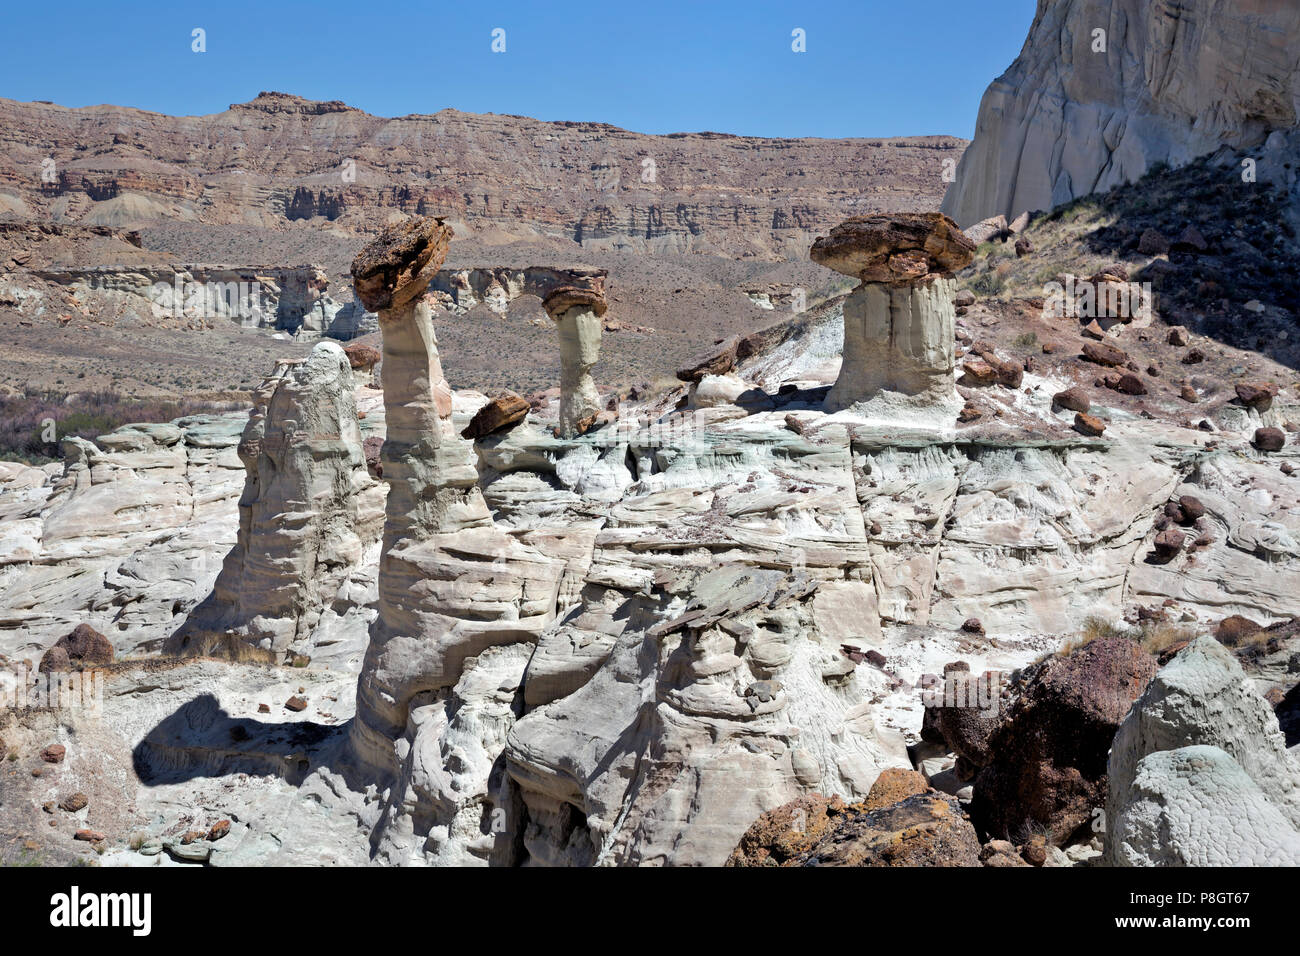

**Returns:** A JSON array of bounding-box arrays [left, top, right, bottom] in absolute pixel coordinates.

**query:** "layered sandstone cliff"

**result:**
[[943, 0, 1300, 226]]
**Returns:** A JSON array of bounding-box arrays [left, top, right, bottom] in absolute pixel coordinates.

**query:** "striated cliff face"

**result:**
[[942, 0, 1300, 226], [0, 92, 963, 259]]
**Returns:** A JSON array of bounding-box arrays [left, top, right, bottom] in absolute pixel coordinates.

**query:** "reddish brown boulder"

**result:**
[[862, 768, 930, 810], [542, 284, 608, 319], [1052, 387, 1090, 413], [343, 343, 381, 370], [41, 744, 66, 764], [74, 829, 105, 843], [38, 623, 113, 672], [676, 337, 738, 382], [1182, 348, 1205, 365], [1178, 495, 1206, 522], [1112, 373, 1147, 396], [1081, 341, 1129, 368], [1215, 615, 1262, 646], [793, 792, 982, 866], [1235, 381, 1278, 411], [725, 793, 846, 867], [461, 392, 529, 440], [1074, 412, 1106, 437], [362, 435, 383, 478], [960, 359, 999, 387], [284, 696, 308, 712], [1180, 384, 1199, 403], [970, 636, 1158, 845], [1153, 529, 1185, 561], [980, 839, 1030, 867], [1167, 326, 1189, 346], [208, 820, 231, 841], [58, 793, 88, 813], [1254, 427, 1286, 452]]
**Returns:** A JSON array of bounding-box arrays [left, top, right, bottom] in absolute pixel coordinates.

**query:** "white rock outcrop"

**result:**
[[167, 342, 384, 659], [1107, 636, 1300, 866], [942, 0, 1300, 226]]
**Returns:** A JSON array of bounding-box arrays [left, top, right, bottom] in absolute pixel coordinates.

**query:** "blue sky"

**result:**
[[0, 0, 1034, 138]]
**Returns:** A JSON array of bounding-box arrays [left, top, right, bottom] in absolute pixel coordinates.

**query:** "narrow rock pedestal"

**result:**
[[542, 282, 607, 437], [347, 218, 562, 820]]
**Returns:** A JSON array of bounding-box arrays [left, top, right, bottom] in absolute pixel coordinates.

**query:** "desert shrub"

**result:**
[[968, 272, 1006, 297]]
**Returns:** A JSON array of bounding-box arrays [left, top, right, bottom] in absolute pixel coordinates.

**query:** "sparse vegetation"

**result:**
[[0, 390, 237, 464]]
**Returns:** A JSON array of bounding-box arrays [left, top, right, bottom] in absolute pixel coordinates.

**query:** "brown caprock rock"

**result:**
[[461, 391, 530, 440], [810, 213, 975, 412], [350, 216, 453, 312]]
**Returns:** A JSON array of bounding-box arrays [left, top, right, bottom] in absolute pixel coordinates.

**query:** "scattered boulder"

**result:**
[[1172, 225, 1208, 253], [284, 696, 308, 712], [971, 636, 1158, 845], [1235, 381, 1278, 411], [1179, 384, 1199, 403], [1111, 372, 1147, 396], [1253, 427, 1286, 452], [1177, 495, 1205, 522], [1073, 412, 1106, 437], [1138, 228, 1170, 255], [1181, 348, 1205, 365], [724, 793, 846, 867], [1052, 387, 1090, 413], [58, 793, 88, 813], [1167, 327, 1189, 346], [1214, 615, 1261, 646], [343, 343, 381, 370], [795, 792, 982, 867], [38, 623, 113, 673], [461, 392, 529, 440], [1152, 529, 1185, 562], [208, 820, 231, 841], [979, 839, 1030, 867], [1081, 341, 1129, 368], [74, 829, 105, 843], [862, 768, 930, 810], [41, 744, 66, 764]]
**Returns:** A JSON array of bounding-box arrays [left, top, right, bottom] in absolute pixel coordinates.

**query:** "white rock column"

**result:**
[[826, 275, 959, 411], [543, 285, 608, 437]]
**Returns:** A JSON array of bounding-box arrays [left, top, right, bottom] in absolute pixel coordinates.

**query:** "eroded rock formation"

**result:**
[[345, 218, 564, 857], [1106, 637, 1300, 865], [167, 342, 383, 659], [810, 214, 974, 413], [542, 276, 609, 438]]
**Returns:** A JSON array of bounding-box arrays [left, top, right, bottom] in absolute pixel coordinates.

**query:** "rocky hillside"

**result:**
[[942, 0, 1300, 227], [0, 92, 964, 259]]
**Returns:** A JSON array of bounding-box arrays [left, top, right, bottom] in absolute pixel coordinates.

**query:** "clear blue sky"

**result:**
[[0, 0, 1035, 138]]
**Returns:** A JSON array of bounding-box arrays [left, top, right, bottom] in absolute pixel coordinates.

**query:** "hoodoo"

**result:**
[[541, 272, 609, 438], [810, 213, 974, 413]]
